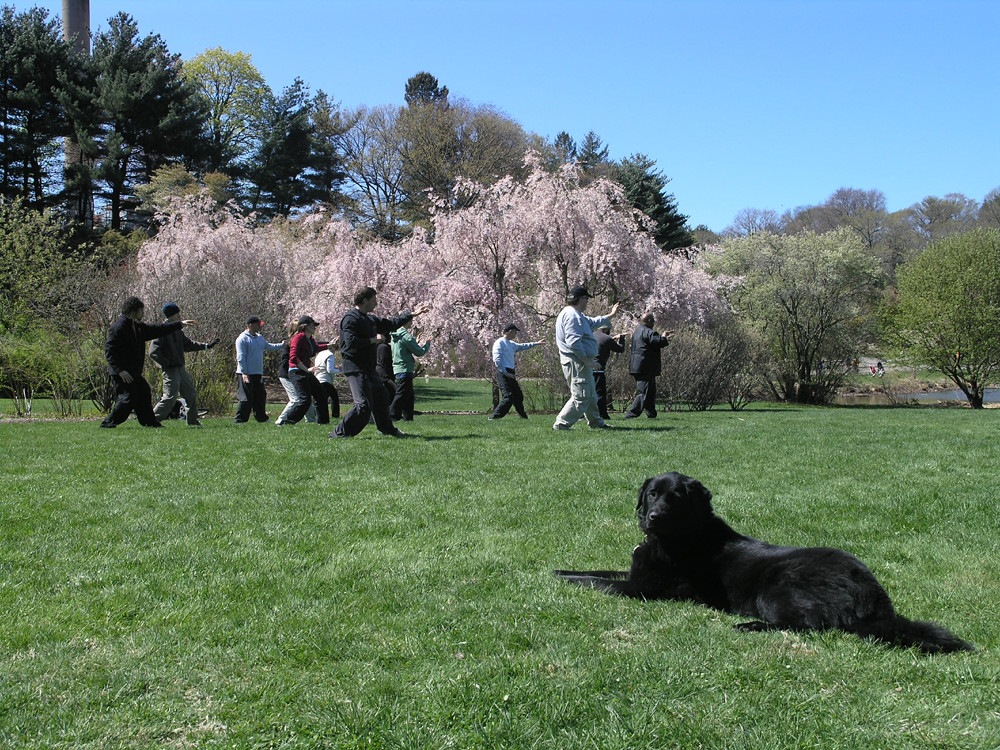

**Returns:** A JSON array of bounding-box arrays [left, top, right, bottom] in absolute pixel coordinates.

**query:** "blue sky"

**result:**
[[18, 0, 1000, 231]]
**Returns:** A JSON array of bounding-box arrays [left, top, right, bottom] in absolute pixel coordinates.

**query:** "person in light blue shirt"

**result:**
[[553, 286, 620, 430], [489, 323, 545, 420], [234, 316, 284, 423]]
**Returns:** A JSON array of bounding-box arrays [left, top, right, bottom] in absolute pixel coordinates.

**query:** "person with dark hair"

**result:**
[[553, 286, 620, 430], [234, 316, 284, 423], [625, 312, 673, 419], [593, 324, 627, 420], [330, 286, 429, 438], [100, 296, 197, 428], [489, 323, 545, 420], [149, 302, 219, 427], [280, 315, 331, 425], [276, 320, 317, 425], [389, 319, 432, 421]]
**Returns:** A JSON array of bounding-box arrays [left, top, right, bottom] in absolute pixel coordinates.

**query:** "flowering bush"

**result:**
[[136, 154, 724, 386]]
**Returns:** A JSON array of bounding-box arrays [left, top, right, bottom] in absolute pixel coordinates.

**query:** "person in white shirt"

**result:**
[[313, 345, 341, 419], [489, 323, 545, 420], [553, 286, 620, 430]]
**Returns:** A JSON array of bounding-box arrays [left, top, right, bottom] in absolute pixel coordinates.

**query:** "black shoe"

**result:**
[[99, 422, 116, 429]]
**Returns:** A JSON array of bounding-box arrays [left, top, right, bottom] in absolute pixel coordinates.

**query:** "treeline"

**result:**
[[0, 5, 691, 248], [697, 187, 1000, 284]]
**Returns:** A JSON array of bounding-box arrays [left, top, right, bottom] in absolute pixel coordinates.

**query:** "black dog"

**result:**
[[555, 471, 974, 653]]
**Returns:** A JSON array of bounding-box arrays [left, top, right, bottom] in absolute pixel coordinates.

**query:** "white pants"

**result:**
[[277, 376, 317, 423], [554, 354, 604, 429]]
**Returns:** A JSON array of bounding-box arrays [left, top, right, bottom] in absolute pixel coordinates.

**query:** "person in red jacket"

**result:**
[[280, 315, 331, 425]]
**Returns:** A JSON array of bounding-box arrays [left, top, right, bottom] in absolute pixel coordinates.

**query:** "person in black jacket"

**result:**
[[593, 324, 626, 420], [625, 312, 673, 419], [100, 297, 197, 428], [330, 286, 428, 438], [149, 303, 218, 426]]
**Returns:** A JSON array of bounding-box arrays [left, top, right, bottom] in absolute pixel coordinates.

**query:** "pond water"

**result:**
[[834, 388, 1000, 406]]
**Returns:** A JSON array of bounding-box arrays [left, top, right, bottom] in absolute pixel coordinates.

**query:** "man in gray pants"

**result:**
[[149, 302, 218, 426]]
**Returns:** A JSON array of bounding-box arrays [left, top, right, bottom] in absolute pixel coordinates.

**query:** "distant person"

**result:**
[[390, 319, 432, 421], [489, 323, 545, 420], [149, 302, 219, 427], [313, 343, 341, 419], [234, 315, 284, 423], [330, 286, 429, 438], [876, 361, 885, 377], [593, 323, 626, 420], [100, 296, 197, 429], [625, 312, 672, 419], [553, 286, 620, 430], [375, 332, 396, 404]]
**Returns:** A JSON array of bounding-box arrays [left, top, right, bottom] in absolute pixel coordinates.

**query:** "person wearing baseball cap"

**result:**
[[148, 302, 219, 426], [488, 323, 545, 420], [234, 315, 284, 423], [553, 285, 620, 430]]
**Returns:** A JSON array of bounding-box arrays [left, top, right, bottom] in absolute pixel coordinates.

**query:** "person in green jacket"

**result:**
[[389, 320, 432, 421]]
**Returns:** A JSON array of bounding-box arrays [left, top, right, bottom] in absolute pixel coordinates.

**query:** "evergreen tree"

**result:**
[[577, 131, 610, 181], [87, 13, 209, 230], [613, 154, 693, 251], [0, 7, 72, 209], [404, 71, 449, 107]]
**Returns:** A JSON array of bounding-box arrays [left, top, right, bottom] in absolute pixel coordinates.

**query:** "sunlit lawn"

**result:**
[[1, 381, 997, 748]]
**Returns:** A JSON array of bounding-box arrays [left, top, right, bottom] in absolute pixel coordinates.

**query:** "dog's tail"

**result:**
[[883, 616, 975, 654]]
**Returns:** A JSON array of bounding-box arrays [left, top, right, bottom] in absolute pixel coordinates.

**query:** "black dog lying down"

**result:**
[[555, 472, 973, 654]]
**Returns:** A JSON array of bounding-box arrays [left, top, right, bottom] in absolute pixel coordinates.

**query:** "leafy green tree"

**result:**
[[183, 47, 271, 173], [87, 13, 209, 230], [612, 153, 692, 251], [907, 193, 978, 244], [397, 84, 528, 228], [884, 228, 1000, 408], [0, 197, 76, 331], [710, 228, 882, 404], [0, 6, 72, 208]]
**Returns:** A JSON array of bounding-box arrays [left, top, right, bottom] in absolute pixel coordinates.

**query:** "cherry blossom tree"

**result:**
[[136, 152, 723, 380]]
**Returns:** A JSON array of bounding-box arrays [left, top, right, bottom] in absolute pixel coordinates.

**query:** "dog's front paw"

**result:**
[[734, 621, 773, 632]]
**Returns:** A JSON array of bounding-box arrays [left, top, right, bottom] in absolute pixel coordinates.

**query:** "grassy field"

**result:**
[[1, 380, 998, 749]]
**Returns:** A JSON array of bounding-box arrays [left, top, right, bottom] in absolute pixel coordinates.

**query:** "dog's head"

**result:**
[[636, 472, 714, 538]]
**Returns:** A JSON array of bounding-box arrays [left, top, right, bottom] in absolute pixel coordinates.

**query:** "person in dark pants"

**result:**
[[100, 296, 196, 428], [330, 287, 429, 438], [234, 316, 284, 423], [389, 319, 432, 421], [489, 323, 545, 420], [313, 346, 341, 419], [625, 312, 673, 419], [375, 333, 396, 405], [593, 324, 626, 420]]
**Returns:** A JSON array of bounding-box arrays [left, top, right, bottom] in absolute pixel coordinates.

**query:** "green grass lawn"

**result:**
[[1, 382, 998, 748]]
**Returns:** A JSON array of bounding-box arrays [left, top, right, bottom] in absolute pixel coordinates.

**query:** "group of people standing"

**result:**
[[488, 285, 674, 429], [101, 284, 671, 433]]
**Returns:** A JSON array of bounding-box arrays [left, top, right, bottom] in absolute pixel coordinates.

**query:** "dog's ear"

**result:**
[[636, 476, 654, 519], [683, 477, 714, 515]]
